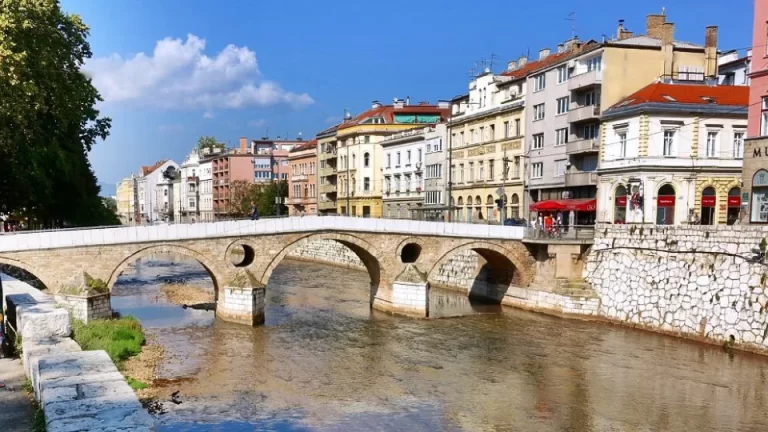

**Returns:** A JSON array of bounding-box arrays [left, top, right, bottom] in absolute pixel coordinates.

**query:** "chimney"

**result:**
[[239, 137, 247, 154], [557, 44, 564, 53], [661, 22, 675, 45], [437, 100, 449, 109], [646, 13, 666, 39], [518, 56, 528, 67], [619, 29, 634, 40], [372, 100, 382, 109], [406, 96, 410, 106], [539, 48, 550, 60], [617, 19, 625, 39], [507, 60, 517, 71], [705, 26, 719, 78]]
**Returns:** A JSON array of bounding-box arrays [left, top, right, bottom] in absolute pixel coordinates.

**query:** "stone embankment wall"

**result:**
[[287, 239, 480, 290], [585, 224, 768, 353], [2, 274, 153, 431], [53, 293, 112, 323]]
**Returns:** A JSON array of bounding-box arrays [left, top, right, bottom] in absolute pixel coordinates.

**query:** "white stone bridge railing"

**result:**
[[0, 216, 525, 253]]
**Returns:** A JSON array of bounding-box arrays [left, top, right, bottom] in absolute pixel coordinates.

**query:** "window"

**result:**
[[585, 91, 596, 106], [417, 148, 422, 163], [469, 129, 475, 144], [515, 119, 521, 136], [533, 103, 545, 120], [532, 133, 544, 150], [459, 131, 464, 146], [614, 185, 627, 224], [503, 121, 510, 138], [663, 130, 675, 156], [364, 135, 370, 143], [406, 150, 412, 165], [364, 152, 370, 167], [554, 159, 567, 177], [555, 128, 568, 146], [618, 131, 627, 158], [188, 198, 196, 208], [587, 55, 602, 72], [425, 191, 442, 205], [469, 162, 475, 182], [489, 124, 495, 141], [706, 131, 718, 158], [459, 164, 465, 183], [656, 184, 676, 225], [557, 65, 569, 83], [762, 97, 768, 136], [734, 131, 745, 158], [584, 123, 599, 139], [556, 97, 569, 115], [451, 164, 455, 182], [352, 153, 356, 166], [489, 160, 495, 180], [426, 163, 442, 179], [364, 177, 370, 191], [387, 153, 391, 168], [534, 73, 546, 91], [396, 152, 401, 166], [479, 161, 484, 180], [479, 126, 485, 142], [531, 162, 543, 179]]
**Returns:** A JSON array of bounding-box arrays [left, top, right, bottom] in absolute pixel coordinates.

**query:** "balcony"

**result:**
[[568, 69, 602, 91], [567, 104, 600, 124], [319, 150, 337, 161], [287, 197, 311, 205], [564, 171, 598, 187], [320, 184, 336, 194], [566, 138, 599, 155], [320, 167, 337, 177], [318, 200, 336, 210], [291, 174, 308, 182]]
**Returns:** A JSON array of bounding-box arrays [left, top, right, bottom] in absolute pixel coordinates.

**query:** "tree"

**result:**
[[0, 0, 113, 227], [197, 136, 225, 154], [229, 180, 259, 217]]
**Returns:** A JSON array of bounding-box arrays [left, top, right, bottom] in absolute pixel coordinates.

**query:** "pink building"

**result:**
[[211, 137, 259, 217], [288, 139, 318, 215], [251, 139, 301, 183], [743, 1, 768, 223]]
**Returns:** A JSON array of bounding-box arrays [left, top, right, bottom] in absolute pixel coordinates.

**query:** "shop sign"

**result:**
[[701, 196, 716, 207], [728, 196, 741, 207], [657, 196, 676, 206], [616, 196, 627, 206]]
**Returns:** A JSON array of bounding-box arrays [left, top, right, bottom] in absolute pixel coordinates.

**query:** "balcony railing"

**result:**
[[320, 167, 337, 177], [318, 200, 336, 210], [291, 174, 308, 182], [523, 225, 595, 244], [566, 138, 599, 155], [567, 104, 601, 123], [564, 171, 598, 187], [320, 184, 336, 194], [568, 69, 603, 91]]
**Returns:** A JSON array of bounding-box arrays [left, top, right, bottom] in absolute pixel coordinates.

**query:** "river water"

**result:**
[[112, 254, 768, 432]]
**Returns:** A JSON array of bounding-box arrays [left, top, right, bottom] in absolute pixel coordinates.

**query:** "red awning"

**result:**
[[529, 198, 596, 212]]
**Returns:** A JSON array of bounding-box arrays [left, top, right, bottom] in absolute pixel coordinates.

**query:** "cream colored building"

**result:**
[[115, 175, 136, 225], [336, 99, 450, 217], [448, 71, 526, 224], [316, 124, 339, 215]]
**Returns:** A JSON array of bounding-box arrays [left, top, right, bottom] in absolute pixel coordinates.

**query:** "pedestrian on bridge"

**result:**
[[251, 205, 259, 221]]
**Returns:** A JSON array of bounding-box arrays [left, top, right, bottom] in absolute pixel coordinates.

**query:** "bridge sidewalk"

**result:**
[[0, 357, 35, 432]]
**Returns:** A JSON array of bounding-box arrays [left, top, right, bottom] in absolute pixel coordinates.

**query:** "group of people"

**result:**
[[530, 212, 564, 238]]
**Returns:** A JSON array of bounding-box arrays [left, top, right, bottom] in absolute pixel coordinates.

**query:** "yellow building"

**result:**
[[448, 72, 526, 224], [116, 175, 136, 225], [316, 124, 340, 215], [336, 100, 450, 217]]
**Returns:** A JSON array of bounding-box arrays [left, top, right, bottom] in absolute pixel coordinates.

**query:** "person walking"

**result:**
[[250, 205, 259, 221]]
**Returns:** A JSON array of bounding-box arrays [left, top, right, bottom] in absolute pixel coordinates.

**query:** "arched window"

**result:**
[[352, 153, 356, 167], [701, 187, 717, 225], [475, 196, 482, 206], [727, 187, 741, 225], [457, 196, 464, 206], [656, 184, 676, 225], [511, 194, 520, 218], [486, 195, 494, 205], [364, 152, 370, 168], [614, 184, 627, 224], [752, 170, 768, 223]]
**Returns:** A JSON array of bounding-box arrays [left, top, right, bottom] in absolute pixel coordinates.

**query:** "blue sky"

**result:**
[[60, 0, 753, 194]]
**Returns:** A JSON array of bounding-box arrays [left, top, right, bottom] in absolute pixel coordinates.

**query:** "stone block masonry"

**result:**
[[53, 292, 112, 323], [585, 224, 768, 354], [217, 286, 266, 326]]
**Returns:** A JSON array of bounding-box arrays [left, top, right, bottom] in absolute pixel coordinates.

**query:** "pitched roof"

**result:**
[[608, 82, 749, 110], [501, 41, 600, 81], [289, 139, 317, 153], [141, 160, 168, 176], [337, 104, 450, 130]]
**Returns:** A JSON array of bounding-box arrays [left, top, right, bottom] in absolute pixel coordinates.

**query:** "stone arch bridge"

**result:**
[[0, 217, 540, 325]]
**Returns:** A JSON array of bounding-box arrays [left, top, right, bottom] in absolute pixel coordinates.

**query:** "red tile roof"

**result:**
[[290, 139, 317, 153], [501, 41, 600, 80], [610, 82, 749, 109], [141, 160, 168, 176], [337, 105, 450, 130]]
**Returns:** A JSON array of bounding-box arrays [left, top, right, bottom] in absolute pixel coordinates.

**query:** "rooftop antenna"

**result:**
[[566, 12, 576, 40], [262, 127, 269, 140], [488, 53, 499, 72], [661, 6, 666, 15]]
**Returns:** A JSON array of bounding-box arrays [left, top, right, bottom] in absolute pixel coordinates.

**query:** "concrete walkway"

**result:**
[[0, 357, 35, 432]]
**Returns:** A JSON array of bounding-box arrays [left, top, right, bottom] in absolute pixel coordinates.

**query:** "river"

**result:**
[[111, 253, 768, 432]]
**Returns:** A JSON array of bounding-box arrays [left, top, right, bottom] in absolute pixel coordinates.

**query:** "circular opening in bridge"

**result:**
[[400, 243, 422, 263], [230, 244, 255, 267]]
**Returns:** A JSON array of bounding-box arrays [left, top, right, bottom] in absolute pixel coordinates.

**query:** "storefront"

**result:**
[[656, 184, 676, 225], [751, 169, 768, 223], [529, 198, 597, 226], [614, 185, 627, 224], [727, 188, 741, 225], [701, 187, 716, 225]]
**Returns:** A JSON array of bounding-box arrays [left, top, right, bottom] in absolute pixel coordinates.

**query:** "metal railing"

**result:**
[[522, 225, 595, 242]]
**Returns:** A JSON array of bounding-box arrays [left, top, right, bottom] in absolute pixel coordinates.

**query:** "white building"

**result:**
[[137, 160, 179, 224], [176, 150, 201, 222], [598, 81, 747, 226], [718, 50, 751, 86], [154, 165, 179, 222], [198, 157, 213, 222], [381, 128, 427, 218]]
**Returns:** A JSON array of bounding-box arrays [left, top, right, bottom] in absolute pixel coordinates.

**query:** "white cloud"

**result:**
[[248, 119, 266, 128], [85, 34, 314, 110], [203, 111, 215, 119]]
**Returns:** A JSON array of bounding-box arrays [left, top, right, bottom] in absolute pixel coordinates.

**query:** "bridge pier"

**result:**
[[216, 270, 265, 326], [388, 264, 430, 318]]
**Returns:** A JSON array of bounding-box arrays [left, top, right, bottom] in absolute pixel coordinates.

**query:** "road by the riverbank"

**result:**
[[0, 357, 35, 432]]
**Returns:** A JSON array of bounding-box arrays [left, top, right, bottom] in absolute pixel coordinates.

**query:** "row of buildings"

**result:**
[[118, 8, 768, 227]]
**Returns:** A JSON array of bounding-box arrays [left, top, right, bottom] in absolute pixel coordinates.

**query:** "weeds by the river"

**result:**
[[126, 376, 148, 390], [71, 316, 144, 368]]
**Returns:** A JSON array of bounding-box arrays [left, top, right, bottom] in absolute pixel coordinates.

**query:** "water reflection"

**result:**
[[112, 254, 768, 431]]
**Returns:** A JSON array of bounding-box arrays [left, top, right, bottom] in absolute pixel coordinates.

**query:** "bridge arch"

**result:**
[[107, 244, 224, 297], [427, 241, 531, 302], [259, 232, 385, 297], [0, 256, 51, 290]]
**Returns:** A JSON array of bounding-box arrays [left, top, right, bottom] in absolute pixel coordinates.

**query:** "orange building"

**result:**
[[288, 139, 318, 215]]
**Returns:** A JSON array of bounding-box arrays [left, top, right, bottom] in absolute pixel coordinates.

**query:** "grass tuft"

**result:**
[[71, 316, 144, 369], [126, 376, 148, 390]]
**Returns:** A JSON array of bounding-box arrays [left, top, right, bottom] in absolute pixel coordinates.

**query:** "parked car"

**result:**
[[503, 218, 527, 227]]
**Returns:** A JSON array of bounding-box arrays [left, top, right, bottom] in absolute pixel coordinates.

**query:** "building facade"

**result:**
[[381, 128, 427, 218], [136, 160, 179, 224], [288, 140, 318, 216], [154, 165, 179, 222], [419, 124, 448, 220], [336, 99, 450, 217], [176, 150, 201, 223], [718, 50, 751, 86], [251, 138, 299, 184], [448, 68, 526, 224], [598, 82, 747, 226], [316, 125, 339, 215], [115, 175, 136, 225]]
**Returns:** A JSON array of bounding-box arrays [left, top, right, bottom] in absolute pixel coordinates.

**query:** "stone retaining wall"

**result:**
[[53, 292, 112, 323], [2, 274, 153, 431], [585, 224, 768, 353]]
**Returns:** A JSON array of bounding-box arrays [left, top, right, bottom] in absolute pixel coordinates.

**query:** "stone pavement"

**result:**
[[0, 357, 35, 432]]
